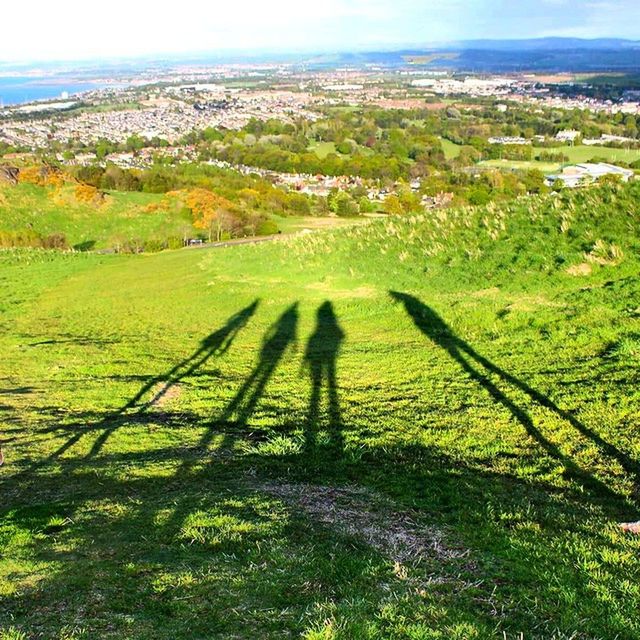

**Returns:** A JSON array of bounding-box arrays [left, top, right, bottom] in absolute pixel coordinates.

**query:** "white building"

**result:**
[[556, 130, 581, 143], [488, 136, 531, 145], [545, 163, 634, 188]]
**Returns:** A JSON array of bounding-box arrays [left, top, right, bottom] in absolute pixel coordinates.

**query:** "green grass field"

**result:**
[[271, 214, 370, 234], [308, 141, 340, 158], [478, 159, 563, 172], [440, 138, 463, 160], [307, 141, 374, 159], [1, 183, 640, 639], [541, 145, 640, 165], [480, 145, 640, 173]]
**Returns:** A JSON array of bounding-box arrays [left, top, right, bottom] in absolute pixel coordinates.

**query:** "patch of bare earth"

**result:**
[[147, 382, 182, 408], [567, 263, 593, 277], [257, 481, 469, 565]]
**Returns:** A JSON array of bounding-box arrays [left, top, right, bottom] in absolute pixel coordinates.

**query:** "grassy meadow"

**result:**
[[1, 182, 640, 639]]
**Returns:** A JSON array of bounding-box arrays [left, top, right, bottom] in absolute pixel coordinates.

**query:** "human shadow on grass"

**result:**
[[5, 302, 638, 637], [41, 300, 260, 463], [390, 291, 639, 507], [160, 303, 299, 537], [173, 303, 299, 476], [0, 386, 34, 395], [303, 301, 345, 453]]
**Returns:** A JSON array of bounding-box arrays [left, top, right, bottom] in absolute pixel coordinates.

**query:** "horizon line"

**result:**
[[1, 35, 639, 68]]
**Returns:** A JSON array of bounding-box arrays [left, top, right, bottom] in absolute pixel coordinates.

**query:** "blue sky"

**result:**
[[1, 0, 639, 61]]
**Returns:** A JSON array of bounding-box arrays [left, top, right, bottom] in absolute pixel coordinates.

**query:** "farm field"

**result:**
[[1, 183, 640, 639]]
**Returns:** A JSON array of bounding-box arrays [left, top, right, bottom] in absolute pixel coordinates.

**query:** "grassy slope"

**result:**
[[1, 183, 640, 639], [0, 184, 360, 250], [0, 183, 195, 249]]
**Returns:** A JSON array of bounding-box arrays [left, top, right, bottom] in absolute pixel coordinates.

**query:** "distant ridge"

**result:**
[[2, 38, 639, 76], [436, 37, 640, 51], [302, 38, 640, 73]]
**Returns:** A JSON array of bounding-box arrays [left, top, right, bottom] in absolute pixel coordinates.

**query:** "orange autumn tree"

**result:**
[[185, 188, 238, 242], [19, 165, 66, 188], [74, 183, 103, 204], [18, 166, 45, 186]]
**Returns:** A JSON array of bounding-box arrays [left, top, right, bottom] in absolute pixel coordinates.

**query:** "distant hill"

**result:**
[[303, 38, 640, 73], [441, 37, 640, 52], [3, 38, 639, 77]]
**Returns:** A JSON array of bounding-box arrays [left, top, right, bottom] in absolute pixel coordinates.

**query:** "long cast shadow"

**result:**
[[40, 301, 260, 463], [218, 303, 299, 427], [390, 291, 638, 505], [161, 303, 299, 536], [303, 301, 345, 452], [178, 303, 300, 468]]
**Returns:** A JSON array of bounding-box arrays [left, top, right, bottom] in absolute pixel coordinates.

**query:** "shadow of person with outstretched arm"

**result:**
[[304, 301, 345, 453], [45, 300, 261, 461], [160, 303, 300, 536], [172, 302, 299, 468], [120, 300, 261, 414], [217, 303, 299, 429], [390, 291, 637, 507]]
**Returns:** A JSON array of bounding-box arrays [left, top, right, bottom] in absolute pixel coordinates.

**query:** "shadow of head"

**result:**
[[389, 291, 453, 341], [200, 299, 260, 351]]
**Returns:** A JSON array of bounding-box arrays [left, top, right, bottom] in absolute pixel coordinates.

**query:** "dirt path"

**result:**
[[186, 233, 287, 250]]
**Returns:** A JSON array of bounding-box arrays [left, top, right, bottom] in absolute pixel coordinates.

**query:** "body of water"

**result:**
[[0, 77, 105, 106]]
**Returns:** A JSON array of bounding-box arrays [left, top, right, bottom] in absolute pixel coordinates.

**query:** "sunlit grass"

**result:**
[[1, 182, 640, 638]]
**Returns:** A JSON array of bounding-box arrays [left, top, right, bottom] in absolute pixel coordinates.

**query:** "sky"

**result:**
[[1, 0, 639, 62]]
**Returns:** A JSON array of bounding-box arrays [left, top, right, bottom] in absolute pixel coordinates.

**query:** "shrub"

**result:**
[[74, 184, 103, 204], [41, 233, 68, 250], [256, 219, 279, 236], [0, 230, 68, 250]]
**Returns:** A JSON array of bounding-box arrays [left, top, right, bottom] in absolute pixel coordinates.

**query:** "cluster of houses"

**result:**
[[583, 134, 638, 146], [0, 88, 319, 150]]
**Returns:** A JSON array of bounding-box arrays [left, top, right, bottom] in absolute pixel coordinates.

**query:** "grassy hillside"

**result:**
[[1, 182, 640, 639], [0, 182, 359, 251], [0, 182, 195, 250]]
